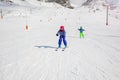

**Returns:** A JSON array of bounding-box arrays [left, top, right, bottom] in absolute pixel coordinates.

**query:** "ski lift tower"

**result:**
[[105, 0, 111, 26], [106, 3, 109, 26], [105, 0, 119, 26], [0, 9, 3, 19]]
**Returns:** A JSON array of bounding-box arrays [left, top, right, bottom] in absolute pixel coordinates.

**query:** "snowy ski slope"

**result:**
[[0, 1, 120, 80]]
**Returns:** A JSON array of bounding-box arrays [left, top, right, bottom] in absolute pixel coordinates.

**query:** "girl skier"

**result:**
[[56, 26, 67, 48], [78, 26, 85, 38]]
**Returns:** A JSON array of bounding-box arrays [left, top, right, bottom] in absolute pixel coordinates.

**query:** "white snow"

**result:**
[[0, 1, 120, 80], [70, 0, 87, 7]]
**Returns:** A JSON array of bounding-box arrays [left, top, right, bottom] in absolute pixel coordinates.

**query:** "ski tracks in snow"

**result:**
[[19, 34, 120, 80], [65, 36, 120, 80]]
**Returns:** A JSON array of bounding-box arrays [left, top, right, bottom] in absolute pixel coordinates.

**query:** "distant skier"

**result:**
[[56, 26, 67, 48], [78, 26, 85, 38]]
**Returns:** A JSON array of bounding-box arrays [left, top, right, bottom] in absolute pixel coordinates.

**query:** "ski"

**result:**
[[55, 47, 59, 51], [55, 47, 66, 51], [62, 48, 66, 51]]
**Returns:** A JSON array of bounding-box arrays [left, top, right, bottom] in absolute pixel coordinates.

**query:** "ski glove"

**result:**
[[56, 34, 58, 36]]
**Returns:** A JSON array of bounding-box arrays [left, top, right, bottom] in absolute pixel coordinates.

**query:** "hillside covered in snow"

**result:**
[[0, 0, 120, 80], [1, 0, 120, 19]]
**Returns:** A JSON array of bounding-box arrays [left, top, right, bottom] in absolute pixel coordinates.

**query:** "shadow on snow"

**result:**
[[35, 45, 56, 49]]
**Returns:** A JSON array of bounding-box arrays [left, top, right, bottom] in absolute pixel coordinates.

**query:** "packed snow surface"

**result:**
[[0, 1, 120, 80]]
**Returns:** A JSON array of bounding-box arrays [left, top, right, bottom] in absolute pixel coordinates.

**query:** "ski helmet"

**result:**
[[60, 26, 64, 29]]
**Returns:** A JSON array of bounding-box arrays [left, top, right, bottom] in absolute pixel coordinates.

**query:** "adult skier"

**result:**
[[78, 26, 85, 38], [56, 26, 67, 48]]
